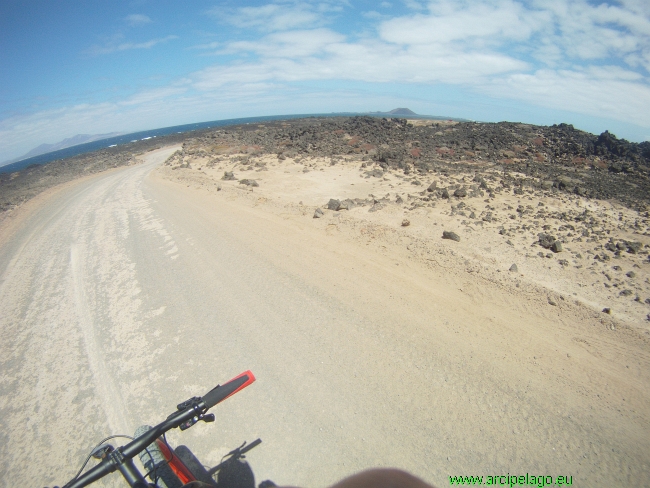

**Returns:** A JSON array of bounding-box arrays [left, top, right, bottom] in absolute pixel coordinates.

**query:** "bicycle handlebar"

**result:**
[[62, 371, 255, 488], [202, 370, 256, 409]]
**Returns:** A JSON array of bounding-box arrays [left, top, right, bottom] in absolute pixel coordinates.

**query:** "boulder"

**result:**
[[538, 233, 556, 249], [239, 179, 259, 187], [340, 198, 356, 210], [442, 231, 460, 242], [627, 241, 642, 254], [327, 199, 341, 211], [365, 169, 384, 178]]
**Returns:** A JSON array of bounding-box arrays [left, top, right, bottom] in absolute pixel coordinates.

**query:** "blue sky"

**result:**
[[1, 0, 649, 163]]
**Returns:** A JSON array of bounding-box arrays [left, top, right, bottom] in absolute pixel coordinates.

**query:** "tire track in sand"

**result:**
[[71, 242, 129, 435]]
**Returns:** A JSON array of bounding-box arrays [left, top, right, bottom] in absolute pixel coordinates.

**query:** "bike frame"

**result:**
[[155, 437, 197, 485]]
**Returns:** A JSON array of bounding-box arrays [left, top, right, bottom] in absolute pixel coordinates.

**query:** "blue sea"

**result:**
[[0, 112, 459, 174]]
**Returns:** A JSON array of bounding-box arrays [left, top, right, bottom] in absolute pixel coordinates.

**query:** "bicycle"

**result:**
[[50, 371, 257, 488]]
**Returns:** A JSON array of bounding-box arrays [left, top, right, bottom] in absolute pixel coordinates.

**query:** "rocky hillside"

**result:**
[[188, 116, 649, 209], [3, 116, 650, 214]]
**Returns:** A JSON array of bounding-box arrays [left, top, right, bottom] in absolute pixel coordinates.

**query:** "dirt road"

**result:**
[[1, 147, 648, 487]]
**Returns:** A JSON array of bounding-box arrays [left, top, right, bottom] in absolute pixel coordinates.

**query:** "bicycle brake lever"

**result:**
[[179, 412, 215, 430]]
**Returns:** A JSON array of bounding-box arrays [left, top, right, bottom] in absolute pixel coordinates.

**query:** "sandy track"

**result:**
[[0, 147, 649, 487]]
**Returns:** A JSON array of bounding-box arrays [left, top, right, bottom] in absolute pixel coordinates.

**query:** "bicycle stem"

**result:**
[[64, 402, 207, 488]]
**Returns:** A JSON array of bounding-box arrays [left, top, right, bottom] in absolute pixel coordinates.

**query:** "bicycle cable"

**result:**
[[68, 433, 163, 487], [68, 435, 134, 482], [142, 432, 176, 487]]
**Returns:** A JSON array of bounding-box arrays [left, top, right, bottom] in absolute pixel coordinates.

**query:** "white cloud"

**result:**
[[86, 35, 178, 55], [403, 0, 425, 10], [362, 10, 386, 20], [192, 35, 528, 91], [208, 1, 350, 32], [380, 0, 547, 45], [528, 0, 650, 63], [125, 14, 152, 26], [209, 3, 321, 32], [191, 41, 221, 50], [220, 29, 345, 58], [118, 85, 189, 107], [584, 64, 643, 81], [484, 67, 650, 128], [619, 0, 650, 17], [0, 86, 195, 161]]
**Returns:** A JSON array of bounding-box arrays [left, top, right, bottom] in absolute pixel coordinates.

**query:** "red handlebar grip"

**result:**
[[202, 370, 255, 409]]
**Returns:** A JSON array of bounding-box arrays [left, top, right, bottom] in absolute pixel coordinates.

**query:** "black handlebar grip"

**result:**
[[202, 370, 255, 409]]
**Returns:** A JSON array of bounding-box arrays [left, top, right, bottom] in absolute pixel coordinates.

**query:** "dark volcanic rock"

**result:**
[[222, 171, 236, 180], [365, 169, 384, 178], [327, 198, 341, 210], [239, 179, 258, 187], [339, 198, 356, 210], [627, 241, 642, 254], [538, 233, 556, 249], [442, 231, 461, 242]]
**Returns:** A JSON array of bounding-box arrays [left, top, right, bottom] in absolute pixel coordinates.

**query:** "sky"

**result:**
[[1, 0, 649, 163]]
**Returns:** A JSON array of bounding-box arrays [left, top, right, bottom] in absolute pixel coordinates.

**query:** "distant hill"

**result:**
[[2, 132, 121, 166], [365, 108, 469, 122], [388, 108, 417, 115]]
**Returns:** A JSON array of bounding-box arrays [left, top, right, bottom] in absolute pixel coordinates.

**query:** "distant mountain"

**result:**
[[365, 108, 469, 122], [2, 133, 122, 166], [388, 108, 417, 115]]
